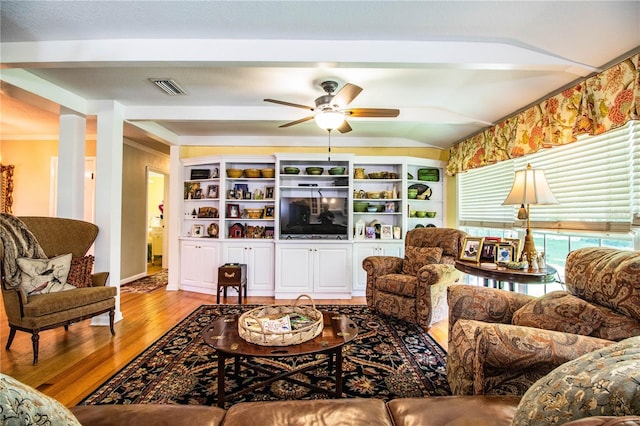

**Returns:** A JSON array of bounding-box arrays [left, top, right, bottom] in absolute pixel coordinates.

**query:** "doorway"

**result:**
[[146, 168, 167, 275]]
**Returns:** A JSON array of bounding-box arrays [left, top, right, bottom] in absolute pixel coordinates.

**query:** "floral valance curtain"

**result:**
[[447, 52, 640, 176]]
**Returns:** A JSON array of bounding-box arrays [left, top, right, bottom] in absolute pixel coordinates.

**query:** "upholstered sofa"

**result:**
[[362, 227, 468, 329], [447, 247, 640, 396], [0, 214, 117, 364], [2, 336, 639, 425]]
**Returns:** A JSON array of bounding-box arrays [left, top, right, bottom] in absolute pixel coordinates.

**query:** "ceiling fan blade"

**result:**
[[278, 115, 314, 128], [264, 98, 314, 110], [337, 120, 352, 134], [331, 83, 363, 107], [345, 108, 400, 118]]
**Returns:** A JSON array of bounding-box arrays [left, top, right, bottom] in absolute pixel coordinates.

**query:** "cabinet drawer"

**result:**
[[218, 264, 247, 285]]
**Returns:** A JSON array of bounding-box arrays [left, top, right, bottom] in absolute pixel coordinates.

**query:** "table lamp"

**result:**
[[502, 163, 558, 265]]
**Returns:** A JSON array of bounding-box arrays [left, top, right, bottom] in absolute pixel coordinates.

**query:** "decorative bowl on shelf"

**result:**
[[366, 191, 381, 199], [227, 168, 243, 178], [367, 206, 378, 212], [408, 189, 418, 199], [354, 201, 369, 212], [244, 208, 263, 219], [425, 211, 437, 218], [416, 211, 427, 218], [305, 167, 324, 175], [328, 166, 346, 175], [410, 210, 417, 217], [261, 168, 275, 178], [368, 171, 387, 179], [244, 168, 261, 178], [283, 167, 300, 174]]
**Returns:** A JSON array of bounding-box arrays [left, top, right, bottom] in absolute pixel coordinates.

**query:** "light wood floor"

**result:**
[[0, 288, 448, 408]]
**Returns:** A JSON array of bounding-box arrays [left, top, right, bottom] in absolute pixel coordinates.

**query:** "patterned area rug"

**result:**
[[81, 304, 450, 408], [120, 270, 168, 294]]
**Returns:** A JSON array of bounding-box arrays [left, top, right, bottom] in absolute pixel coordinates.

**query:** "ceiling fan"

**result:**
[[264, 80, 400, 133]]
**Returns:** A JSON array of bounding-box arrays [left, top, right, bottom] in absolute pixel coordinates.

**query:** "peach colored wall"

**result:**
[[0, 139, 97, 216]]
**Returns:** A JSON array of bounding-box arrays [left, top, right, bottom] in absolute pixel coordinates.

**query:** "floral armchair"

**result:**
[[447, 246, 640, 396], [362, 228, 468, 329]]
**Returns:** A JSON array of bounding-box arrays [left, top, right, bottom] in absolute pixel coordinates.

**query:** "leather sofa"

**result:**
[[3, 336, 639, 425]]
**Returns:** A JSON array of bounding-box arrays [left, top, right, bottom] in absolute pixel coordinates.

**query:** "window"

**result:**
[[458, 121, 639, 291]]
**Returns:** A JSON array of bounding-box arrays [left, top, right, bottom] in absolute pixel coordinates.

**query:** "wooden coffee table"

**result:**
[[202, 311, 358, 407]]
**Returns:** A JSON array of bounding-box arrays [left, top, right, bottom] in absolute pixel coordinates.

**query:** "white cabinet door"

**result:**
[[315, 244, 352, 293], [222, 241, 274, 295], [275, 244, 314, 295], [180, 239, 219, 294]]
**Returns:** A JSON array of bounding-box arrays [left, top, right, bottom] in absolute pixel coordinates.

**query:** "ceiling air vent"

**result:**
[[149, 78, 187, 95]]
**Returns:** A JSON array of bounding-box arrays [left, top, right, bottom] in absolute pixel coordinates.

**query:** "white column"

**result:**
[[167, 144, 182, 291], [91, 100, 125, 324], [57, 113, 86, 219]]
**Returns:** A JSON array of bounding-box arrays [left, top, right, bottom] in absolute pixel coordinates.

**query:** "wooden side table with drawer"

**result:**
[[217, 263, 247, 304]]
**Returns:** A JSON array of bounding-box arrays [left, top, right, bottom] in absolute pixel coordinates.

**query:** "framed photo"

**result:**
[[393, 226, 401, 239], [459, 237, 484, 262], [503, 238, 522, 260], [384, 202, 395, 213], [380, 224, 393, 240], [265, 186, 275, 199], [193, 188, 203, 199], [365, 226, 376, 239], [480, 241, 498, 262], [191, 224, 204, 238], [227, 189, 236, 199], [354, 220, 365, 239], [263, 205, 275, 218], [496, 243, 514, 263], [265, 227, 275, 239], [197, 206, 218, 218], [190, 169, 210, 180], [207, 222, 219, 238], [227, 203, 240, 218], [206, 185, 218, 199]]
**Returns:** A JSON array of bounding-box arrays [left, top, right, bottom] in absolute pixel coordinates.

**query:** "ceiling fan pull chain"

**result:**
[[327, 129, 332, 161]]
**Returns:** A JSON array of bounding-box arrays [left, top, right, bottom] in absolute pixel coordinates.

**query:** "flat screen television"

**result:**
[[280, 197, 348, 239]]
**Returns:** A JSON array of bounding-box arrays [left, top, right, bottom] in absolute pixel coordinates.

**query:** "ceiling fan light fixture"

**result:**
[[314, 109, 345, 130]]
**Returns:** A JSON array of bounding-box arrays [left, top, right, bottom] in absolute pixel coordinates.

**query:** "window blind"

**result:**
[[458, 120, 639, 233]]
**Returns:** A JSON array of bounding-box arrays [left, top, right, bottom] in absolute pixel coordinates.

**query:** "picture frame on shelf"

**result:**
[[354, 220, 365, 239], [193, 188, 203, 200], [480, 241, 498, 262], [503, 238, 522, 260], [197, 206, 218, 218], [365, 226, 376, 239], [206, 185, 218, 199], [227, 189, 236, 199], [263, 205, 275, 218], [384, 202, 395, 213], [191, 224, 204, 238], [459, 237, 484, 262], [496, 243, 514, 263], [265, 227, 275, 239], [227, 203, 240, 218], [393, 226, 401, 239], [265, 186, 275, 199], [207, 223, 219, 238], [190, 169, 210, 180], [380, 225, 393, 240]]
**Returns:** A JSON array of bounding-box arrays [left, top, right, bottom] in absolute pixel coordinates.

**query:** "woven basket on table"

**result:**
[[238, 294, 323, 346]]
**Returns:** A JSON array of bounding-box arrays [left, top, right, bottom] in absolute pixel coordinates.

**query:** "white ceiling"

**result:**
[[1, 1, 639, 150]]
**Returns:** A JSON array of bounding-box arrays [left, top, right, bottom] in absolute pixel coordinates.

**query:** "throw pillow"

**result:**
[[67, 255, 94, 288], [402, 246, 443, 275], [511, 291, 604, 335], [0, 373, 81, 426], [17, 253, 76, 295], [512, 336, 640, 426]]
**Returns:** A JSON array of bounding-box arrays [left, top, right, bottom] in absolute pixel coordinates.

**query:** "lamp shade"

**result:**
[[503, 164, 558, 206], [314, 110, 345, 130]]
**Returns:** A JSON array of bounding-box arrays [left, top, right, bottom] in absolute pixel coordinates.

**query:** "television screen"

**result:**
[[280, 197, 348, 239]]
